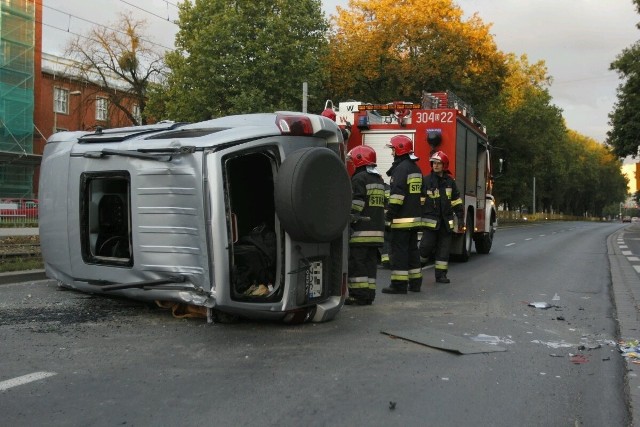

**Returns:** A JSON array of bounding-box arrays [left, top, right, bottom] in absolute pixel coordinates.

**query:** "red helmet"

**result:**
[[430, 150, 450, 170], [347, 145, 377, 168], [321, 108, 337, 122], [386, 135, 413, 156]]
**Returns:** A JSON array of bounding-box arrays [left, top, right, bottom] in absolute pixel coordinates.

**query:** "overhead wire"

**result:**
[[37, 0, 178, 51]]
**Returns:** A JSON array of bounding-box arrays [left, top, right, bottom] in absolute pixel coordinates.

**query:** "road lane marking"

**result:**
[[525, 238, 532, 241], [505, 243, 515, 247], [539, 234, 546, 237], [634, 266, 640, 274], [629, 257, 640, 262], [0, 372, 57, 391], [619, 245, 628, 249], [622, 251, 632, 256]]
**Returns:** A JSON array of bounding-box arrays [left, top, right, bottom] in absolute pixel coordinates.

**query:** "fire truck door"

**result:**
[[477, 147, 488, 209]]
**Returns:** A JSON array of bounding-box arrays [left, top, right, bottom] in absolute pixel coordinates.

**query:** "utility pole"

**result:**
[[302, 82, 308, 113], [532, 176, 536, 215]]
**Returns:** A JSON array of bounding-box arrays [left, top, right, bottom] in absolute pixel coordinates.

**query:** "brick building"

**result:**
[[1, 0, 142, 199]]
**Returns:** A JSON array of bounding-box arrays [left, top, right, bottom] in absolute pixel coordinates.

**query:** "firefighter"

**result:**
[[382, 135, 423, 294], [346, 145, 386, 305], [321, 107, 352, 142], [419, 151, 463, 283]]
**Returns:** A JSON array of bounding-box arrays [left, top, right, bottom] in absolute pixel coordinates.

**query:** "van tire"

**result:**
[[275, 147, 351, 243]]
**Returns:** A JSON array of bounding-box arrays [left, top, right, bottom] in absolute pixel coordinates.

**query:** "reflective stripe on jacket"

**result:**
[[421, 171, 463, 231]]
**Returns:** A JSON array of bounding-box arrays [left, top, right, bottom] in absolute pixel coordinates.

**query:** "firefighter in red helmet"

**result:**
[[321, 107, 351, 142], [345, 145, 386, 305], [382, 135, 423, 294], [419, 150, 463, 283]]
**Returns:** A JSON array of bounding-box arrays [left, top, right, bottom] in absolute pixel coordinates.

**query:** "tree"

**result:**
[[147, 0, 329, 122], [607, 0, 640, 159], [325, 0, 507, 111], [66, 14, 166, 125]]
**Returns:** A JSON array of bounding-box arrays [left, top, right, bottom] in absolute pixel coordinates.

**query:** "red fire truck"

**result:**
[[335, 91, 497, 261]]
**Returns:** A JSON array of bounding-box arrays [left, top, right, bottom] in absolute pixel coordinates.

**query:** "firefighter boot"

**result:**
[[435, 271, 450, 284], [408, 279, 422, 292], [381, 283, 408, 294]]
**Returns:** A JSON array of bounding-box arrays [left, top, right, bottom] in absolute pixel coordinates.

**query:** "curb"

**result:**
[[608, 227, 640, 427], [0, 269, 47, 285]]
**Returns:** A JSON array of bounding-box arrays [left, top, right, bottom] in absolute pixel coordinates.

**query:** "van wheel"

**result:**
[[274, 148, 351, 243]]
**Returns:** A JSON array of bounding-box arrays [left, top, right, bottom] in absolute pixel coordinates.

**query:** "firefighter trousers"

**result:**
[[348, 245, 379, 302], [419, 226, 452, 278], [389, 229, 422, 290]]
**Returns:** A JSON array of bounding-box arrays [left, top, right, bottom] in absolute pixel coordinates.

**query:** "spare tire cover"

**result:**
[[275, 147, 351, 243]]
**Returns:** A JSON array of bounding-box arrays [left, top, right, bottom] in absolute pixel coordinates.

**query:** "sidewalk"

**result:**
[[0, 227, 39, 237], [608, 223, 640, 427]]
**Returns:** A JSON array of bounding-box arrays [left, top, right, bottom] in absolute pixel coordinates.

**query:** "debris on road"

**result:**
[[527, 302, 555, 309], [569, 354, 589, 364]]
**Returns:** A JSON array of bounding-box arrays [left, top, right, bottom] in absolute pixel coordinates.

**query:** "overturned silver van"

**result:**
[[39, 113, 352, 323]]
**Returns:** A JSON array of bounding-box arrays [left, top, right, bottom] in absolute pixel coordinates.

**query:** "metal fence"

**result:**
[[0, 198, 39, 227]]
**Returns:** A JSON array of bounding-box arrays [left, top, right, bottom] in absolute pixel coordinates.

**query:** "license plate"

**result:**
[[305, 260, 323, 299]]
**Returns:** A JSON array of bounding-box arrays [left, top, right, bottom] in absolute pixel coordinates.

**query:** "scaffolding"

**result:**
[[0, 0, 36, 199]]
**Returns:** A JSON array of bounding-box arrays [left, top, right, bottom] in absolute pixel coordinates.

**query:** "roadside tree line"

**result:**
[[66, 0, 634, 218]]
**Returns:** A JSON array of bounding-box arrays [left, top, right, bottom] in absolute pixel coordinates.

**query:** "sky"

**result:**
[[42, 0, 640, 149]]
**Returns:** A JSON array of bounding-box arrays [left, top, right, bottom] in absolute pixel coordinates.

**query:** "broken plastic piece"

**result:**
[[528, 302, 553, 309], [570, 354, 589, 364]]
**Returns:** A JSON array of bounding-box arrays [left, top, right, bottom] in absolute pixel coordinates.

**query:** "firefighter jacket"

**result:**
[[385, 154, 423, 230], [350, 166, 386, 246], [422, 171, 463, 232]]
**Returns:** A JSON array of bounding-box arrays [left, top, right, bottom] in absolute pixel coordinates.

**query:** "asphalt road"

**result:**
[[1, 221, 639, 426]]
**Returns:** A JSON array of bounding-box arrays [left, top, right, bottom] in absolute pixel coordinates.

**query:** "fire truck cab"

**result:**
[[336, 91, 497, 261]]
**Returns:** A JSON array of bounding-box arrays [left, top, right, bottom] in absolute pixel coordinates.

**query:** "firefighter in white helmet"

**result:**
[[419, 150, 463, 283], [382, 135, 423, 294], [345, 145, 386, 305]]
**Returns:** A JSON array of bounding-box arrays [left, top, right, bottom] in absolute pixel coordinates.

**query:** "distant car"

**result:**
[[632, 217, 639, 223], [623, 216, 632, 223]]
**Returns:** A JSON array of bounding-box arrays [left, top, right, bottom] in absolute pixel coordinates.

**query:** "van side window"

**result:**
[[80, 172, 133, 266]]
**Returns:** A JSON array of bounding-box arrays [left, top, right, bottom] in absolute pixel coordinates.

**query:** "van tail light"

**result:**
[[276, 115, 313, 136]]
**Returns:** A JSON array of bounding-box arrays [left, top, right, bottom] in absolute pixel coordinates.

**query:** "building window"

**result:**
[[54, 87, 69, 114], [132, 104, 142, 125], [96, 97, 108, 121]]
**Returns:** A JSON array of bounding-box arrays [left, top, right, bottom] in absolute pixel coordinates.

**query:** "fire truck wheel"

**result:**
[[275, 147, 351, 243], [459, 213, 474, 262]]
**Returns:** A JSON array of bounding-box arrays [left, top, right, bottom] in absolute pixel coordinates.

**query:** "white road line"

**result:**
[[0, 372, 57, 391], [539, 234, 546, 237], [622, 251, 632, 256], [505, 243, 516, 247], [525, 238, 532, 241], [634, 266, 640, 274], [619, 245, 628, 249], [629, 257, 640, 262]]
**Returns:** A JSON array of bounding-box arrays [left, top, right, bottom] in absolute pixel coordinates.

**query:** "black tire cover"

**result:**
[[275, 147, 351, 243]]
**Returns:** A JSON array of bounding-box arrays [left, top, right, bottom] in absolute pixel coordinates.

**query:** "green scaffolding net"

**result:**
[[0, 0, 36, 199]]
